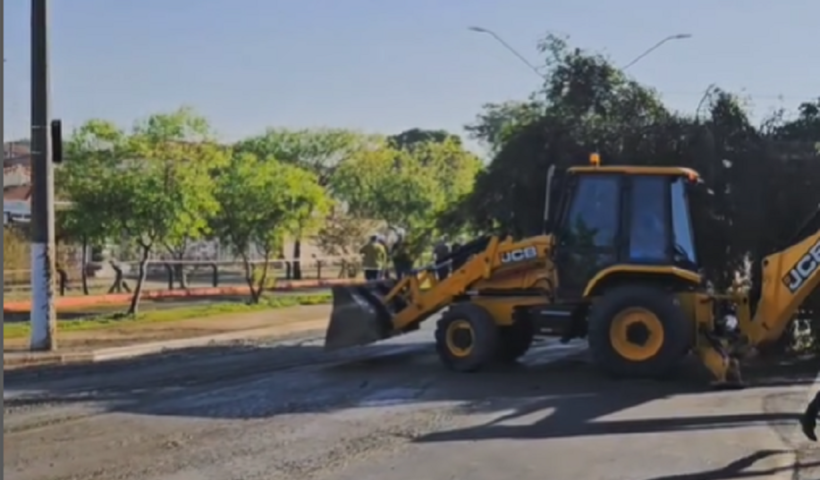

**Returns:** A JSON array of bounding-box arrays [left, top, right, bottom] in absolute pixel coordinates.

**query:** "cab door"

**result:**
[[553, 174, 624, 300], [625, 175, 673, 265]]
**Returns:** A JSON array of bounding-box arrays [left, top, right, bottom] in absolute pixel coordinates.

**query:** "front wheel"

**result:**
[[435, 303, 499, 372]]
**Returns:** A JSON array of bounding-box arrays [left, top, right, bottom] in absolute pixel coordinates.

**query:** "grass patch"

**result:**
[[3, 286, 114, 301], [3, 292, 331, 339]]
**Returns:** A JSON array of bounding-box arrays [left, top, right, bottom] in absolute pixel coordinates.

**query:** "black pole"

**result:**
[[29, 0, 57, 351]]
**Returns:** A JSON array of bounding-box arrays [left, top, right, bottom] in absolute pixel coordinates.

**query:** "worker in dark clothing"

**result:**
[[450, 240, 464, 271], [801, 390, 819, 441], [433, 240, 450, 281], [391, 237, 413, 279], [376, 235, 391, 279]]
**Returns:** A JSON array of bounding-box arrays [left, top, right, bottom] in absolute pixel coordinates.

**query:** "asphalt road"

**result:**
[[4, 321, 818, 480]]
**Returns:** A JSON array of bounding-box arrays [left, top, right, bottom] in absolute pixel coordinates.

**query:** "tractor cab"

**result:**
[[548, 154, 702, 300]]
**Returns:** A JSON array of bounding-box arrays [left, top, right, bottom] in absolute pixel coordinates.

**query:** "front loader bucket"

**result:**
[[324, 284, 394, 351]]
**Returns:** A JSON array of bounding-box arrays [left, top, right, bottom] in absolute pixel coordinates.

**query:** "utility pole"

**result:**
[[29, 0, 57, 351]]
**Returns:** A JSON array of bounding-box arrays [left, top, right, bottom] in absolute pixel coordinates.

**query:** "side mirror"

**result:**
[[50, 119, 63, 164]]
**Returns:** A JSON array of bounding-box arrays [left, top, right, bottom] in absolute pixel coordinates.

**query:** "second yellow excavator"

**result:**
[[325, 155, 820, 386]]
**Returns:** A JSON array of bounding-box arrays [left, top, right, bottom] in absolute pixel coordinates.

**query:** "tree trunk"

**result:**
[[242, 255, 260, 304], [173, 257, 188, 289], [292, 239, 302, 280], [252, 251, 272, 304], [164, 241, 189, 289], [127, 245, 151, 316], [81, 238, 89, 295]]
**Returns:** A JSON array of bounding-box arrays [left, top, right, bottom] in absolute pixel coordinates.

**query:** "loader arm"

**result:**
[[324, 234, 555, 351], [740, 228, 820, 345], [388, 234, 554, 332]]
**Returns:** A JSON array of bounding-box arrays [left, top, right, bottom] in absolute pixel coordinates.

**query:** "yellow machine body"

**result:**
[[324, 160, 820, 385]]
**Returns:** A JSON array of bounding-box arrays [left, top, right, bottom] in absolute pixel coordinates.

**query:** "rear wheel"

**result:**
[[435, 303, 498, 372], [587, 284, 692, 378]]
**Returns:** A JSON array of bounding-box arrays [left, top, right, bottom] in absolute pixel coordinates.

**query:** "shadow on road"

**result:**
[[407, 353, 816, 442], [641, 449, 819, 480], [4, 340, 818, 446]]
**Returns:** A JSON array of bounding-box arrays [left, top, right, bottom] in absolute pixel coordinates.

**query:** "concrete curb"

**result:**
[[3, 324, 319, 369]]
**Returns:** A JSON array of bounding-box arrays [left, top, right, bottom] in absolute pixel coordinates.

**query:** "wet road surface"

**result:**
[[4, 324, 818, 480]]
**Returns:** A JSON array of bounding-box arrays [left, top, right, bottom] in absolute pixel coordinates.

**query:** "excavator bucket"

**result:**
[[324, 284, 394, 351]]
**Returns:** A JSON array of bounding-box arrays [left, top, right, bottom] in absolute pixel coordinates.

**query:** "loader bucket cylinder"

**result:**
[[324, 285, 393, 351]]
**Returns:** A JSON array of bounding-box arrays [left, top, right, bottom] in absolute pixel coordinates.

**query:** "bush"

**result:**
[[4, 226, 30, 284], [4, 225, 84, 285]]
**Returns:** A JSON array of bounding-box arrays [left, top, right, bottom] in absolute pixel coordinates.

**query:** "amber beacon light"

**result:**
[[589, 153, 601, 166]]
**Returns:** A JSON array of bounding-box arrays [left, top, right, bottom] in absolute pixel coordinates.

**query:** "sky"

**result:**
[[3, 0, 817, 156]]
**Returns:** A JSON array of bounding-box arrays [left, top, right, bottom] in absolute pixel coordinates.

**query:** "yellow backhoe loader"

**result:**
[[325, 155, 820, 386]]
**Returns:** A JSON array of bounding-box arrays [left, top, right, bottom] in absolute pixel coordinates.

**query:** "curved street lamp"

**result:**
[[620, 33, 692, 71], [468, 26, 693, 77], [467, 26, 544, 78]]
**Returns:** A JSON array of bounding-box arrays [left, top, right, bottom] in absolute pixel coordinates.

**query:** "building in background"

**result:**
[[3, 141, 32, 224]]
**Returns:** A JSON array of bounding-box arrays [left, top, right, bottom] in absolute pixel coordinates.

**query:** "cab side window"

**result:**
[[565, 176, 620, 249], [629, 176, 669, 262]]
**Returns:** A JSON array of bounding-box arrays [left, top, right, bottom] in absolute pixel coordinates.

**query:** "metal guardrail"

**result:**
[[4, 255, 363, 295]]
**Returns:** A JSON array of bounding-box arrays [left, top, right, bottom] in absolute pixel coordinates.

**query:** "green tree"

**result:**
[[54, 208, 109, 295], [63, 108, 227, 315], [387, 128, 462, 150], [314, 206, 380, 277], [332, 140, 480, 259], [234, 128, 375, 278], [59, 119, 125, 295], [410, 138, 482, 204], [464, 100, 543, 154], [212, 153, 328, 303]]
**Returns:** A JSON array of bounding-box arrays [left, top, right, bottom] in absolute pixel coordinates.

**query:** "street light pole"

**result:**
[[467, 27, 692, 77], [467, 26, 543, 78], [29, 0, 58, 351], [621, 34, 693, 71]]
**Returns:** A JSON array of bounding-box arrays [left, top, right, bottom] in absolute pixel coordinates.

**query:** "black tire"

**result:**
[[496, 318, 535, 363], [587, 284, 692, 379], [435, 303, 499, 372]]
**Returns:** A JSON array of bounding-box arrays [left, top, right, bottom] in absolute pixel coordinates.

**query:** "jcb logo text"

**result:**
[[782, 238, 820, 293], [501, 246, 538, 264]]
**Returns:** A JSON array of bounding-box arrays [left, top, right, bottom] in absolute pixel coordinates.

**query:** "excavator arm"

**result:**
[[731, 203, 820, 347], [697, 206, 818, 386], [740, 228, 820, 345]]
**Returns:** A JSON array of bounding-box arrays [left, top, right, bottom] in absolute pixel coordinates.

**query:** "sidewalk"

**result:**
[[3, 304, 332, 369]]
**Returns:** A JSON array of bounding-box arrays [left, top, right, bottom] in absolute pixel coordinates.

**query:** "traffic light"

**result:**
[[50, 119, 62, 164]]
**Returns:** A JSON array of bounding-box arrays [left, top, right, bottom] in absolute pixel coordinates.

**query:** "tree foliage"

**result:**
[[332, 137, 481, 257], [62, 107, 228, 314], [3, 226, 29, 275], [387, 128, 462, 150], [233, 127, 377, 279], [212, 153, 328, 303], [233, 128, 378, 185]]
